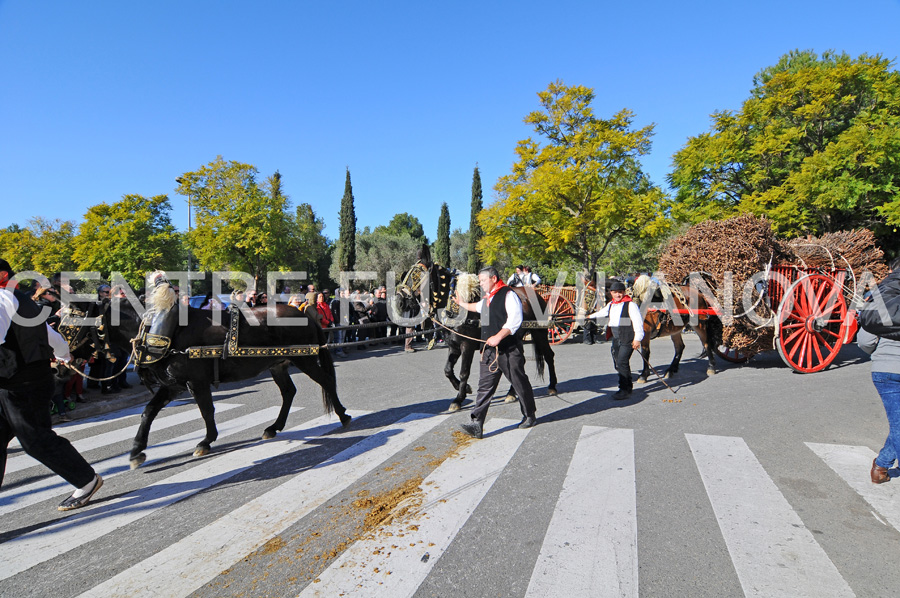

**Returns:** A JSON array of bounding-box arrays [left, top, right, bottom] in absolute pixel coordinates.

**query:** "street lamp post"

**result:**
[[175, 177, 192, 273]]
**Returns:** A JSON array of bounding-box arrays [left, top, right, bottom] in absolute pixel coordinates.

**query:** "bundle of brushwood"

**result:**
[[656, 214, 886, 356]]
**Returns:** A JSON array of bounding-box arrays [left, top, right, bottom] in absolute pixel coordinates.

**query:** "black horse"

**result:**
[[65, 282, 351, 469], [395, 263, 558, 412]]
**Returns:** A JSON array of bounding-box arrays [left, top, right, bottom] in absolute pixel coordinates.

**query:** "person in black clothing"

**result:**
[[0, 259, 103, 511], [455, 266, 537, 438]]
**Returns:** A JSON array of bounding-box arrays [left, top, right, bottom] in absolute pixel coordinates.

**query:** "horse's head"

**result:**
[[393, 262, 456, 316], [439, 272, 481, 326]]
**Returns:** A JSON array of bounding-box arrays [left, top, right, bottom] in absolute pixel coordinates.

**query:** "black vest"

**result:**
[[610, 301, 636, 343], [1, 289, 54, 381], [481, 286, 518, 351]]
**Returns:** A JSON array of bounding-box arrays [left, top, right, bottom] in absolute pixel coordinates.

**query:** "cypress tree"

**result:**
[[467, 166, 483, 273], [338, 168, 357, 272], [435, 203, 451, 266]]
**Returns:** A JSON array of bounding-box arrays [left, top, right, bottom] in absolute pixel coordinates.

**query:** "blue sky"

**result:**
[[2, 0, 899, 243]]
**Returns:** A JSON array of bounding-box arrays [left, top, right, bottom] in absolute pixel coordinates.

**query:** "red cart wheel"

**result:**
[[543, 293, 576, 345], [713, 345, 751, 363], [775, 274, 847, 373]]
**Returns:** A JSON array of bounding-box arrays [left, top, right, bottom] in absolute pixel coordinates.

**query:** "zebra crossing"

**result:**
[[1, 401, 898, 597]]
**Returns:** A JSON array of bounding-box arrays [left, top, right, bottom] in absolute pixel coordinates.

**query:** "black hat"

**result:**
[[0, 259, 13, 276], [609, 280, 626, 292]]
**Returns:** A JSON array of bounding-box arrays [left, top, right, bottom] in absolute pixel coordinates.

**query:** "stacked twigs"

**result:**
[[656, 214, 887, 357]]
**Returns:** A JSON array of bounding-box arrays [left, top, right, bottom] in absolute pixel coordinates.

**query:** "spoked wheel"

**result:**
[[542, 293, 576, 345], [775, 274, 847, 373], [713, 345, 751, 363]]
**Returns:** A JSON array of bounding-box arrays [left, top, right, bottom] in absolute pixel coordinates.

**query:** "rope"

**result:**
[[58, 351, 134, 383]]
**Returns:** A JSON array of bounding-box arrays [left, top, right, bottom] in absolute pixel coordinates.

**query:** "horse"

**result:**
[[395, 263, 558, 412], [64, 277, 351, 469], [629, 274, 721, 383]]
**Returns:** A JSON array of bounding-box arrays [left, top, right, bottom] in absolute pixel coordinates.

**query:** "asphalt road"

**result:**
[[1, 335, 897, 597]]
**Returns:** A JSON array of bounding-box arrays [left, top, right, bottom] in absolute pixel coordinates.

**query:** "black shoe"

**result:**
[[101, 386, 121, 395], [460, 421, 483, 439], [75, 395, 86, 403], [518, 416, 536, 429], [612, 389, 632, 400], [58, 474, 103, 511], [583, 339, 594, 345]]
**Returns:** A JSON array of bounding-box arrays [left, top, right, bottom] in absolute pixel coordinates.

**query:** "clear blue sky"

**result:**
[[2, 0, 899, 242]]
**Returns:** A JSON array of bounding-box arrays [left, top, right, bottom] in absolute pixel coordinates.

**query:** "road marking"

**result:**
[[78, 412, 447, 598], [525, 426, 637, 598], [687, 434, 854, 598], [0, 405, 306, 516], [299, 418, 527, 598], [5, 403, 245, 474], [0, 411, 362, 581], [806, 442, 900, 532]]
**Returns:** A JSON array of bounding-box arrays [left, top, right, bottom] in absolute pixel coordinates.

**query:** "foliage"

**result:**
[[375, 212, 427, 242], [0, 218, 77, 277], [176, 156, 294, 285], [449, 227, 470, 271], [468, 166, 483, 273], [72, 194, 183, 288], [669, 50, 900, 248], [337, 169, 357, 272], [287, 202, 333, 290], [332, 228, 421, 288], [435, 203, 451, 266], [479, 81, 671, 273]]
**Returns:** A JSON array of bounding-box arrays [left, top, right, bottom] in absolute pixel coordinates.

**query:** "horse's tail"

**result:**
[[316, 324, 338, 415], [530, 330, 547, 381], [706, 314, 723, 350]]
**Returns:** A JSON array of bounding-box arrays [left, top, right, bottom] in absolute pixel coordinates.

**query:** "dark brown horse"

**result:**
[[629, 274, 722, 383], [70, 283, 350, 468], [395, 263, 558, 411]]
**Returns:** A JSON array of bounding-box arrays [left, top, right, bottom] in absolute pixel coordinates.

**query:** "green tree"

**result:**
[[669, 50, 900, 245], [0, 218, 76, 276], [435, 203, 451, 266], [348, 228, 422, 287], [176, 156, 293, 285], [288, 202, 332, 289], [337, 169, 357, 273], [72, 194, 183, 287], [449, 227, 470, 271], [480, 81, 670, 272], [375, 212, 427, 242], [468, 166, 483, 272]]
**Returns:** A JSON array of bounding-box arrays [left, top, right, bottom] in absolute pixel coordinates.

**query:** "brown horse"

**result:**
[[394, 263, 558, 410], [630, 274, 722, 383]]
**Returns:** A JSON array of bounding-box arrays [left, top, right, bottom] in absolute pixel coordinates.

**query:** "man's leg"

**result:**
[[499, 346, 536, 419], [470, 348, 504, 425]]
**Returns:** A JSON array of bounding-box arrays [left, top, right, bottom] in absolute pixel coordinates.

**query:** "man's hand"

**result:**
[[631, 340, 641, 350]]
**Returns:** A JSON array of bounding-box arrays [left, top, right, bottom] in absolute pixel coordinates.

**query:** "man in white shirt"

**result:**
[[455, 266, 536, 438], [590, 280, 644, 399], [0, 259, 103, 510]]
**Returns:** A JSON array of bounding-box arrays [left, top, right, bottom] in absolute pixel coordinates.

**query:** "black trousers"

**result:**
[[470, 342, 536, 425], [610, 335, 635, 392], [0, 374, 96, 489]]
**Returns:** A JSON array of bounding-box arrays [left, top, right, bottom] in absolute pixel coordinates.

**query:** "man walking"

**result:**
[[455, 266, 536, 439], [0, 259, 103, 511]]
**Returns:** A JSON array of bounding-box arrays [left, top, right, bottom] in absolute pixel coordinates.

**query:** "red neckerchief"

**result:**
[[609, 295, 631, 305], [485, 280, 508, 304]]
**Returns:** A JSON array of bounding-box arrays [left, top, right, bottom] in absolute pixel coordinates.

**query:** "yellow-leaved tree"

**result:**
[[479, 81, 670, 273]]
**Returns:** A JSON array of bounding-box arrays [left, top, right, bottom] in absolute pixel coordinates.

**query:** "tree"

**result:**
[[176, 156, 293, 285], [669, 50, 900, 246], [467, 166, 483, 273], [347, 228, 422, 287], [288, 203, 332, 289], [0, 218, 76, 277], [72, 195, 183, 288], [375, 212, 427, 242], [435, 203, 451, 266], [337, 168, 357, 273], [479, 81, 670, 273], [449, 228, 470, 271]]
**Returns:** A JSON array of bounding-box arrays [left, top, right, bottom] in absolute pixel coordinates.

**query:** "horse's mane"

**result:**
[[456, 273, 480, 303], [145, 270, 177, 315], [632, 274, 675, 305]]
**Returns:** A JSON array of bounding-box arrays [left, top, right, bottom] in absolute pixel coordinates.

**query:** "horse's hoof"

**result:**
[[663, 372, 673, 379], [129, 453, 146, 470], [707, 369, 716, 376], [447, 402, 461, 413], [262, 428, 277, 440], [339, 414, 352, 427], [636, 377, 648, 385], [465, 385, 472, 394], [194, 445, 210, 457], [548, 388, 558, 397], [504, 394, 516, 403]]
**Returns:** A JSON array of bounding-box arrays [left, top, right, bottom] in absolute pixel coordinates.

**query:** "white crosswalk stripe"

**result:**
[[3, 410, 896, 598], [687, 434, 854, 598]]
